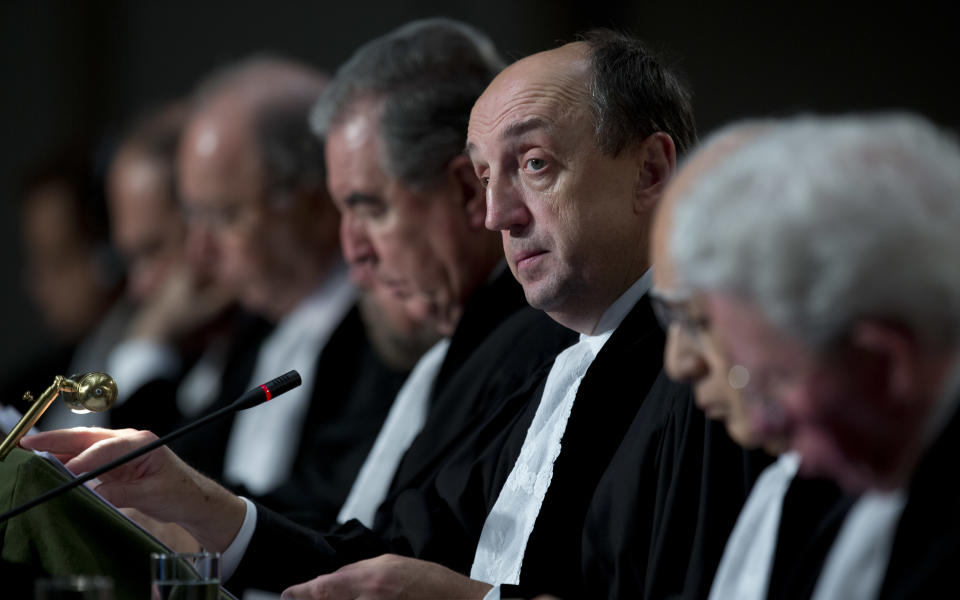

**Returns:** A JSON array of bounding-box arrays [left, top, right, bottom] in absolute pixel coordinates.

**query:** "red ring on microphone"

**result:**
[[259, 384, 272, 402]]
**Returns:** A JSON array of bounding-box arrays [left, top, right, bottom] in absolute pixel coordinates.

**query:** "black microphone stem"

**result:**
[[0, 370, 301, 524]]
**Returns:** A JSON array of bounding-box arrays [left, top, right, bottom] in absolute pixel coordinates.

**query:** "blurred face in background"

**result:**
[[708, 298, 928, 493], [651, 267, 788, 454], [108, 148, 187, 302], [178, 97, 331, 321], [651, 163, 789, 455], [22, 181, 113, 342]]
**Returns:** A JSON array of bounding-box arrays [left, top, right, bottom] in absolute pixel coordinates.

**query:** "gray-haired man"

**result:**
[[657, 113, 960, 598]]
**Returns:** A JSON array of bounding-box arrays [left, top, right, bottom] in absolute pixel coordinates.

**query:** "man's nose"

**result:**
[[340, 213, 377, 267], [484, 174, 531, 234], [185, 221, 220, 273]]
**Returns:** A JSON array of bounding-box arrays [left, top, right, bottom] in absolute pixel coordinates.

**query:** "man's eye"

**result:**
[[525, 158, 547, 171], [480, 176, 490, 188]]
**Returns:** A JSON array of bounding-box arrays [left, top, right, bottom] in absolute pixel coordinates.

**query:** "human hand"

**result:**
[[20, 427, 244, 552], [128, 265, 233, 342], [119, 507, 202, 553], [280, 554, 492, 600]]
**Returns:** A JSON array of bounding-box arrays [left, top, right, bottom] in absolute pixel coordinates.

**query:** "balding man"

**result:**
[[656, 113, 960, 598], [459, 30, 751, 600], [279, 29, 747, 599]]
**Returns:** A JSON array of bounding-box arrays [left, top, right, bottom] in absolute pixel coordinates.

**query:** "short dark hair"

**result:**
[[581, 29, 697, 158], [311, 18, 504, 189]]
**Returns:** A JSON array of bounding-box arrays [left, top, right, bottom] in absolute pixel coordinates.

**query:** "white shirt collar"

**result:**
[[583, 269, 654, 351]]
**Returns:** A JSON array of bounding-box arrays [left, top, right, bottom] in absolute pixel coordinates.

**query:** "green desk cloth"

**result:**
[[0, 448, 235, 599]]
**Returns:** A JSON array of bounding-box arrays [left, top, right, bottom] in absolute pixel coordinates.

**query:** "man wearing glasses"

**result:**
[[651, 114, 960, 598]]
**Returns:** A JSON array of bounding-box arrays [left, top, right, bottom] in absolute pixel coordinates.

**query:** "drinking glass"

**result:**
[[150, 551, 220, 600]]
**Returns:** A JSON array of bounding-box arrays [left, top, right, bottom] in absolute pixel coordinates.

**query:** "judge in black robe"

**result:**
[[228, 268, 576, 593], [120, 300, 409, 529], [246, 303, 410, 527], [229, 291, 754, 600], [580, 395, 770, 600]]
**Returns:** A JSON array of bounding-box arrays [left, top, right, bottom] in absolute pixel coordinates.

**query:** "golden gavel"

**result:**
[[0, 372, 117, 461]]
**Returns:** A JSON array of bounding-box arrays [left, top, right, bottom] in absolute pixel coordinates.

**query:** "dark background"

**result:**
[[1, 0, 957, 370]]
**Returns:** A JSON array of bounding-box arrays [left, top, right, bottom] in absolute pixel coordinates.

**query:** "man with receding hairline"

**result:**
[[279, 29, 748, 600], [456, 30, 750, 600]]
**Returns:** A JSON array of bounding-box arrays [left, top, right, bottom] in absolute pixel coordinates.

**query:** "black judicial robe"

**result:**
[[230, 293, 747, 598], [228, 272, 577, 593], [248, 304, 409, 527], [501, 299, 764, 599], [875, 399, 960, 598], [168, 301, 404, 528], [765, 476, 854, 600], [759, 400, 960, 599], [711, 405, 960, 600], [369, 306, 574, 568], [105, 306, 262, 437], [164, 310, 274, 478], [578, 410, 769, 600], [377, 266, 577, 517]]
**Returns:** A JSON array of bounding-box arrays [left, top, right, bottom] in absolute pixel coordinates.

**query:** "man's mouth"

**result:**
[[514, 249, 547, 271]]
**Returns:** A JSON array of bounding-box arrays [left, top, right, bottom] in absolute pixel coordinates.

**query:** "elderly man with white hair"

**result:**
[[656, 113, 960, 598]]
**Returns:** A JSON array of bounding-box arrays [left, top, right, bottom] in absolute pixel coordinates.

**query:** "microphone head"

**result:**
[[265, 370, 302, 397], [233, 370, 303, 411]]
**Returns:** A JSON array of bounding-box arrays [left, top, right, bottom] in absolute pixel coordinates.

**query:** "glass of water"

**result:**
[[150, 551, 220, 600]]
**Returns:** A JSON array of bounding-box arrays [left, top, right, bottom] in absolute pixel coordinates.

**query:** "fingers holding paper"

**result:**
[[21, 427, 245, 552], [19, 426, 138, 465]]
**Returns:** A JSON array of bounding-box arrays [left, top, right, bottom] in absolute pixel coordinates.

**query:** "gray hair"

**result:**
[[194, 55, 328, 198], [670, 113, 960, 349], [310, 18, 504, 189]]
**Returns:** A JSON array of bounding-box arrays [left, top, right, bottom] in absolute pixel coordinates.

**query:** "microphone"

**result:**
[[0, 370, 301, 524]]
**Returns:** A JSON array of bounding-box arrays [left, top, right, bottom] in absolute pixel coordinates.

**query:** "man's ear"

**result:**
[[849, 320, 920, 404], [633, 132, 677, 214], [449, 154, 487, 230]]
